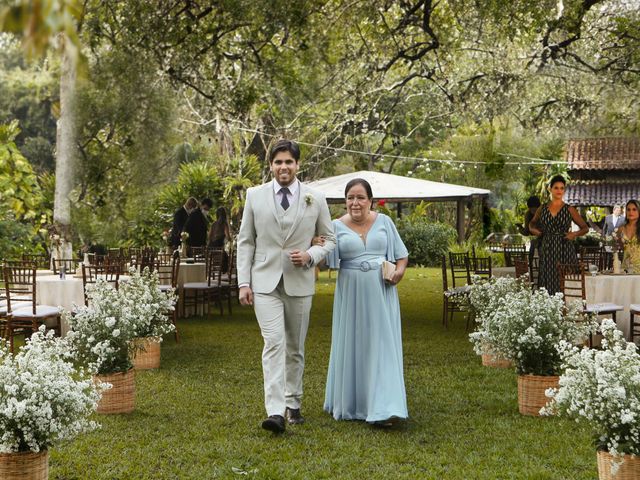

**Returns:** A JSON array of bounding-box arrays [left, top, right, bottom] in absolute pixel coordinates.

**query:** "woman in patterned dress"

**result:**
[[529, 175, 588, 295], [617, 199, 640, 274]]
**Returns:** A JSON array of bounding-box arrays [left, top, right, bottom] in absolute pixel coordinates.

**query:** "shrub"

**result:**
[[397, 219, 456, 266]]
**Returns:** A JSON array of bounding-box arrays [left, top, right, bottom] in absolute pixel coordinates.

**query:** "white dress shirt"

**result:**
[[274, 178, 299, 209]]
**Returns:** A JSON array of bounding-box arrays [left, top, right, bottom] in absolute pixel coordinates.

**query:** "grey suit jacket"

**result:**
[[237, 181, 336, 296], [603, 214, 625, 236]]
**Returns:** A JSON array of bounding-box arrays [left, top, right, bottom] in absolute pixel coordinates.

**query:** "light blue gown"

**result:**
[[324, 213, 409, 422]]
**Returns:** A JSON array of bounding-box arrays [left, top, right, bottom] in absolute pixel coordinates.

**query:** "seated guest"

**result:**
[[170, 197, 198, 249], [184, 198, 213, 250]]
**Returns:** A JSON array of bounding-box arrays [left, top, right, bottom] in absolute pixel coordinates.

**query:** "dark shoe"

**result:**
[[261, 415, 286, 433], [372, 416, 401, 428], [285, 407, 305, 425]]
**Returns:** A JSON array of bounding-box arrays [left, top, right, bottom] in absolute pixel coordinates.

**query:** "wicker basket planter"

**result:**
[[517, 374, 559, 416], [0, 450, 48, 480], [131, 337, 161, 370], [94, 369, 135, 414], [481, 353, 513, 368], [597, 450, 640, 480]]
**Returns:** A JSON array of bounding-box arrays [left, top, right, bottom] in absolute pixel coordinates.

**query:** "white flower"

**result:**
[[112, 329, 120, 338]]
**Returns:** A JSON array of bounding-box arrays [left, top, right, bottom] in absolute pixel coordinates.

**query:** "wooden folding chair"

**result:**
[[52, 258, 79, 275], [3, 263, 61, 352], [441, 255, 469, 329], [82, 264, 121, 306], [558, 262, 623, 346], [183, 249, 224, 317], [155, 252, 180, 342]]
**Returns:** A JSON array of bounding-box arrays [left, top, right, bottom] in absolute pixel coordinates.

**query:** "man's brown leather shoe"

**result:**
[[262, 415, 286, 433], [285, 408, 305, 425]]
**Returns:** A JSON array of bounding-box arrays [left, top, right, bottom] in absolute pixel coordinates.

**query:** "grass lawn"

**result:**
[[50, 268, 596, 479]]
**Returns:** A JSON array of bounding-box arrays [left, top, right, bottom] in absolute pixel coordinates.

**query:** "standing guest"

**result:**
[[529, 175, 588, 295], [208, 207, 231, 248], [184, 198, 213, 250], [603, 205, 625, 237], [208, 206, 232, 272], [236, 139, 336, 433], [323, 178, 409, 427], [170, 197, 198, 249], [518, 195, 541, 264], [616, 200, 640, 273]]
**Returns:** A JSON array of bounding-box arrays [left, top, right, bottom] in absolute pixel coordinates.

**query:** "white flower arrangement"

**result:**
[[0, 328, 102, 453], [543, 319, 640, 466], [465, 276, 531, 356], [304, 194, 313, 206], [470, 286, 596, 375], [66, 280, 140, 374], [180, 231, 189, 241], [119, 267, 176, 339]]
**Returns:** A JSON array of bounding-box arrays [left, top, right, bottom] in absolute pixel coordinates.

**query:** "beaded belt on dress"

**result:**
[[340, 259, 382, 272]]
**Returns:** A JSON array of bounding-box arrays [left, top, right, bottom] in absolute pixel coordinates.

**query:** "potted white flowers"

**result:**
[[466, 276, 530, 368], [120, 268, 176, 370], [471, 285, 595, 416], [0, 328, 101, 479], [66, 280, 139, 414], [544, 319, 640, 479]]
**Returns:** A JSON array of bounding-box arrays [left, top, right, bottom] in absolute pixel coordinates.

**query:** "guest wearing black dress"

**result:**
[[529, 176, 588, 295]]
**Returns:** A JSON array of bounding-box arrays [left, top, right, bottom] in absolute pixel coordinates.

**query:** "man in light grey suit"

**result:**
[[603, 205, 625, 237], [237, 139, 336, 433]]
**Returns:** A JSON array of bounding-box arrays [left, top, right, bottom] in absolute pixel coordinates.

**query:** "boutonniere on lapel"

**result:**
[[304, 194, 314, 206]]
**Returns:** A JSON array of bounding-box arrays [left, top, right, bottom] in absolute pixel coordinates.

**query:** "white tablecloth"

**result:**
[[585, 274, 640, 340], [175, 263, 207, 317], [35, 274, 130, 336]]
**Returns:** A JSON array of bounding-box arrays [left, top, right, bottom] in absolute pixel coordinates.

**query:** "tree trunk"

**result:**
[[53, 38, 77, 263]]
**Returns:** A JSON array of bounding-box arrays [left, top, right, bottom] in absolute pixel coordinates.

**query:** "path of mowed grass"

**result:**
[[50, 268, 596, 479]]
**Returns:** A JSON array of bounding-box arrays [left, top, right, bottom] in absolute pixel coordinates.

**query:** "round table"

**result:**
[[35, 274, 130, 336], [585, 273, 640, 340]]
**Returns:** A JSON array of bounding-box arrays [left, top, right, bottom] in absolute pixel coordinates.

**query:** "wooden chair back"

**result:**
[[514, 258, 529, 279], [82, 264, 121, 306], [205, 249, 225, 287], [471, 256, 492, 279], [558, 263, 586, 305], [580, 246, 604, 272], [3, 264, 37, 314], [448, 252, 471, 288], [22, 253, 50, 270]]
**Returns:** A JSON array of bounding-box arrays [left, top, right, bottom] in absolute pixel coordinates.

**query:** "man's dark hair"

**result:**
[[526, 196, 541, 209], [269, 139, 300, 163], [548, 175, 567, 188], [201, 198, 213, 208]]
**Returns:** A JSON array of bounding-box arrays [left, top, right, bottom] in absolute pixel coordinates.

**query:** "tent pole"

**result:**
[[456, 199, 465, 244], [396, 202, 402, 218]]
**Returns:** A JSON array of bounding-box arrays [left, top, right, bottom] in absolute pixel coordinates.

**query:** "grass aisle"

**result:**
[[51, 268, 596, 479]]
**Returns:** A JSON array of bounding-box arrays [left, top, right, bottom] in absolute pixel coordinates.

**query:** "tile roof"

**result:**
[[564, 180, 640, 206], [565, 137, 640, 170]]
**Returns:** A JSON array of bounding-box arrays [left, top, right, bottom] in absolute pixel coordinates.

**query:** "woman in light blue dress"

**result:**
[[323, 178, 409, 426]]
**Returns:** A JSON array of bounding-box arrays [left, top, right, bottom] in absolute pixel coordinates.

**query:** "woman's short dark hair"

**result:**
[[526, 196, 541, 208], [269, 139, 300, 163], [344, 178, 373, 200], [201, 198, 213, 208], [548, 175, 567, 188]]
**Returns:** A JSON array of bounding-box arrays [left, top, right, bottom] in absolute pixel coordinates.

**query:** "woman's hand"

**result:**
[[311, 236, 326, 246], [565, 232, 577, 241], [386, 269, 405, 285]]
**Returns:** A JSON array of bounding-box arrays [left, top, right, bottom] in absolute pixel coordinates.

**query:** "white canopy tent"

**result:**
[[306, 170, 491, 242]]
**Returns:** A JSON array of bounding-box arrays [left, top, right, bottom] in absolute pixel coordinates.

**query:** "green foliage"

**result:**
[[397, 219, 456, 267], [0, 213, 32, 259]]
